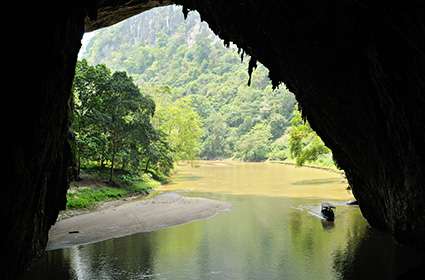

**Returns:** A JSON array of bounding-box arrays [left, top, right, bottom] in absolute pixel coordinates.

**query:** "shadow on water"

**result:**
[[291, 178, 342, 186], [332, 223, 425, 280], [166, 175, 203, 184]]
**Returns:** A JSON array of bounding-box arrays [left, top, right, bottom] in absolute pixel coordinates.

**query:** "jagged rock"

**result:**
[[4, 1, 425, 278]]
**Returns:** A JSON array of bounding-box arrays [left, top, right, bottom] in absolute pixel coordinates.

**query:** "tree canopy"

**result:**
[[287, 109, 332, 166], [79, 6, 334, 167], [72, 60, 175, 181]]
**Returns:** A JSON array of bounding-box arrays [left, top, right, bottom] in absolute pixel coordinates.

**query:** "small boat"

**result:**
[[321, 202, 335, 221]]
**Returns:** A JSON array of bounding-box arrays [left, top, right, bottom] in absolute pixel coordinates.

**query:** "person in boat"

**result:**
[[321, 202, 336, 221]]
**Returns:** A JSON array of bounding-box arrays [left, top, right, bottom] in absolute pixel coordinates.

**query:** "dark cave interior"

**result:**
[[4, 1, 425, 278]]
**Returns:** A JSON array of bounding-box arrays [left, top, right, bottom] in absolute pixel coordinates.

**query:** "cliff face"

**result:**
[[5, 0, 425, 278]]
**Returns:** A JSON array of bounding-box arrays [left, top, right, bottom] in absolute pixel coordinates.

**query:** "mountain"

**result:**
[[80, 5, 296, 160]]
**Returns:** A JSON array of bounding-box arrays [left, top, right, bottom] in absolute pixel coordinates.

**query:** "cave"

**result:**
[[5, 1, 425, 278]]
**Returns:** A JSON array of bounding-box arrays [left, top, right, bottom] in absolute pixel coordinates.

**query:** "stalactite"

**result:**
[[247, 57, 257, 86]]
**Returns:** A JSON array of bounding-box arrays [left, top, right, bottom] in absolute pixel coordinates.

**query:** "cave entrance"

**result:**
[[9, 2, 425, 279], [19, 4, 424, 280], [69, 5, 341, 216]]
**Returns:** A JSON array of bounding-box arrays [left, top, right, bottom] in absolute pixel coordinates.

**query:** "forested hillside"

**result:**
[[81, 5, 331, 164]]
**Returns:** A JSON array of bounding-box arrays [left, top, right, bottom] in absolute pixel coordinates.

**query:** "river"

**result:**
[[21, 161, 423, 279]]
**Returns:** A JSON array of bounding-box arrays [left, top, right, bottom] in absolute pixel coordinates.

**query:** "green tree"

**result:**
[[287, 108, 331, 166], [268, 134, 289, 161], [143, 133, 174, 180], [98, 71, 145, 181], [235, 123, 272, 161], [153, 96, 203, 161], [201, 112, 231, 159], [72, 59, 111, 175], [72, 61, 174, 182]]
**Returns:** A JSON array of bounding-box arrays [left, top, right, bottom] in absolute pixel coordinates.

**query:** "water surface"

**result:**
[[22, 161, 423, 279], [164, 161, 352, 200]]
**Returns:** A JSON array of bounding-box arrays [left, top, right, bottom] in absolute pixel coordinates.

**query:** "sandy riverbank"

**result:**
[[47, 192, 231, 250]]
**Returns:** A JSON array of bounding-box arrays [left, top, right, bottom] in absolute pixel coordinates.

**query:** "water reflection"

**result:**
[[332, 224, 424, 280], [21, 194, 423, 280], [168, 175, 202, 183], [321, 220, 335, 231]]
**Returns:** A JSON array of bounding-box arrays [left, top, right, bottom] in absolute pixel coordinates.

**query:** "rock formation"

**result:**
[[4, 1, 424, 278]]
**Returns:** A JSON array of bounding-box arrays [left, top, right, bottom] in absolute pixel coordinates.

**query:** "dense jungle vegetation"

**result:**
[[72, 5, 333, 196]]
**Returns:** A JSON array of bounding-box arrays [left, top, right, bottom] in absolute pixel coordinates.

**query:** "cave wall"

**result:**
[[4, 4, 87, 279], [5, 0, 425, 278]]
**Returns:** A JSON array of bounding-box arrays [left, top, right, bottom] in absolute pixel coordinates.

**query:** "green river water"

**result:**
[[22, 161, 423, 279]]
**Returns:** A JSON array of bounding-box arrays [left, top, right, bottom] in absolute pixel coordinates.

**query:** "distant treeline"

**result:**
[[78, 6, 333, 167]]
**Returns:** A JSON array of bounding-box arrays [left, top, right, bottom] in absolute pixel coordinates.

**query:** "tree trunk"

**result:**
[[144, 159, 150, 174], [76, 154, 81, 180], [121, 156, 127, 170], [109, 145, 115, 183]]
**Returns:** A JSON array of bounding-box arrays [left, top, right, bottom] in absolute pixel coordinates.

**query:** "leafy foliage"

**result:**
[[80, 6, 333, 166], [287, 109, 331, 166], [66, 187, 127, 209], [235, 123, 272, 161], [268, 134, 290, 161], [81, 6, 296, 161], [153, 96, 203, 161], [72, 60, 175, 181], [66, 173, 159, 209]]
